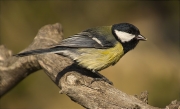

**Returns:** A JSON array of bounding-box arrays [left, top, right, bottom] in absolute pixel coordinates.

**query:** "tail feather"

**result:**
[[14, 47, 61, 57]]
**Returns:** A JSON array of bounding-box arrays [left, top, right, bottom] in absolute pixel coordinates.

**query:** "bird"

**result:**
[[15, 23, 146, 84]]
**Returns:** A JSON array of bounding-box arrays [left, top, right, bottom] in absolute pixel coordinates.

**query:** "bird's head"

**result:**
[[112, 23, 147, 53]]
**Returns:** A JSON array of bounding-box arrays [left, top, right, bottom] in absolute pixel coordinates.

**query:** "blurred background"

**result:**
[[0, 1, 179, 109]]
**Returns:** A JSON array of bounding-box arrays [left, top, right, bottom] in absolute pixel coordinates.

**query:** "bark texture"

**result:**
[[0, 23, 179, 109]]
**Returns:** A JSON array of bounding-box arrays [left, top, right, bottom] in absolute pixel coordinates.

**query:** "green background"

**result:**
[[0, 1, 179, 109]]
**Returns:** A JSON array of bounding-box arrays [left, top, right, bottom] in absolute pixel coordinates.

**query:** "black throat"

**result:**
[[121, 39, 139, 54]]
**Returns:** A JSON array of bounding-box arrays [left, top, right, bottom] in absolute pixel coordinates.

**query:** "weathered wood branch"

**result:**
[[0, 23, 179, 109]]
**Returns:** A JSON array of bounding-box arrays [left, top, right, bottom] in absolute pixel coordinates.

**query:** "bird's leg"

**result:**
[[91, 71, 113, 85]]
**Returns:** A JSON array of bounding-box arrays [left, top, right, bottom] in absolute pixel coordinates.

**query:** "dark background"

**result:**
[[0, 1, 179, 109]]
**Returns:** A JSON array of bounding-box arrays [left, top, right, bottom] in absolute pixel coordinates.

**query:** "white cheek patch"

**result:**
[[115, 30, 135, 43]]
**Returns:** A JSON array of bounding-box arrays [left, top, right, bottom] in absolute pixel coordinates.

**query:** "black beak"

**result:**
[[136, 35, 147, 41]]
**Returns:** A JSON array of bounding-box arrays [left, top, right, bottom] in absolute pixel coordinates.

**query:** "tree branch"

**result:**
[[0, 23, 179, 109]]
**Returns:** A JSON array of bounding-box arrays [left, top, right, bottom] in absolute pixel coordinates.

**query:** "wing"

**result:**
[[14, 27, 116, 57], [54, 31, 115, 49]]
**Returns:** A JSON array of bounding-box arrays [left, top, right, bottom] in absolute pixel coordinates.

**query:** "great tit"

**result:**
[[15, 23, 146, 72]]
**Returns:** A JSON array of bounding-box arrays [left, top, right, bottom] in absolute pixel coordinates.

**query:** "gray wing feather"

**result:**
[[55, 32, 114, 48]]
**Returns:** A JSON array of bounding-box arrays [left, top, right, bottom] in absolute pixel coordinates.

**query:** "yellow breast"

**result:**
[[76, 43, 124, 71]]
